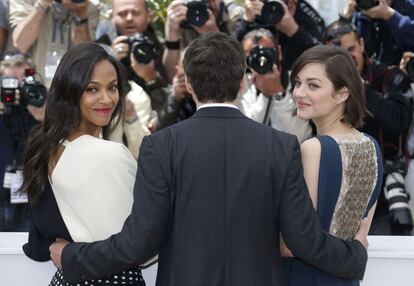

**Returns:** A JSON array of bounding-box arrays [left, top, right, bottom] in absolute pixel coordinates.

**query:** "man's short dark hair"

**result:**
[[183, 32, 246, 103], [241, 28, 279, 48], [323, 20, 360, 44]]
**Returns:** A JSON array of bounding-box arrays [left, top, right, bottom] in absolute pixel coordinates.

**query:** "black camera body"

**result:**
[[356, 0, 379, 10], [406, 58, 414, 81], [125, 33, 157, 64], [257, 0, 285, 26], [247, 46, 279, 74], [186, 0, 209, 27], [0, 70, 47, 108]]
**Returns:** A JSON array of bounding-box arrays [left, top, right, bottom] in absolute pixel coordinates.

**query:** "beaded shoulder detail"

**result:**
[[328, 134, 378, 240]]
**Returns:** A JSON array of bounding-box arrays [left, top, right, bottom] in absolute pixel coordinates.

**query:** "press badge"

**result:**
[[3, 164, 15, 189], [10, 170, 27, 204]]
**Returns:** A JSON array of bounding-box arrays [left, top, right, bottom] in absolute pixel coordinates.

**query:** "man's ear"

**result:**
[[184, 75, 194, 95]]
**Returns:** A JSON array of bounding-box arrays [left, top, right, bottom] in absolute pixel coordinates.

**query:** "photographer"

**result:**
[[96, 0, 169, 114], [238, 28, 312, 143], [10, 0, 99, 85], [325, 20, 413, 235], [0, 52, 46, 231], [233, 0, 324, 70], [163, 0, 244, 81], [401, 51, 414, 217], [341, 0, 414, 66]]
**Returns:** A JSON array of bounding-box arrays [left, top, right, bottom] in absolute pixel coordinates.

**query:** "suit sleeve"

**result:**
[[61, 136, 171, 283], [279, 136, 368, 280]]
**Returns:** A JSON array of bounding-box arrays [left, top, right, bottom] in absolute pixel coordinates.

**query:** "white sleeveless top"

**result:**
[[50, 135, 137, 242]]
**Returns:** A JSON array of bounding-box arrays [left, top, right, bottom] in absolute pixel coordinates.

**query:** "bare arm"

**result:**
[[163, 0, 187, 82], [65, 0, 91, 46], [280, 138, 321, 257], [12, 0, 52, 53]]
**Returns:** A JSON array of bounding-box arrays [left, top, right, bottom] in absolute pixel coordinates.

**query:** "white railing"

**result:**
[[1, 233, 414, 285]]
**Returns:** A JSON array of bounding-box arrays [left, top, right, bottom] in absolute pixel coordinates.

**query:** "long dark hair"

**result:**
[[21, 43, 125, 205]]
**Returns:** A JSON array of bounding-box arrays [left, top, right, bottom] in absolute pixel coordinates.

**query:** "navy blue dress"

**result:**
[[282, 134, 383, 286]]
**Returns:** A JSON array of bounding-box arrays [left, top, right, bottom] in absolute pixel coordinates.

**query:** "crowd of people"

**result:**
[[0, 0, 413, 239]]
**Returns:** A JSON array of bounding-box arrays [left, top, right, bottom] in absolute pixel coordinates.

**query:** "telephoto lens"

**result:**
[[247, 46, 279, 75], [127, 33, 157, 64]]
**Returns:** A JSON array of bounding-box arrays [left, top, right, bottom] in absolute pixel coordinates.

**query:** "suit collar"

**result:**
[[191, 106, 248, 119]]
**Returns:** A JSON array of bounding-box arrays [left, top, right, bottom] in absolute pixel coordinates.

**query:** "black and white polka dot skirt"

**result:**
[[49, 268, 145, 286]]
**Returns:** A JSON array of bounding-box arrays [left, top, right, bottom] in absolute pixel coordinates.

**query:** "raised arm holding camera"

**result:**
[[163, 0, 244, 81], [233, 0, 324, 70], [10, 0, 99, 83], [0, 52, 46, 232], [96, 0, 169, 115], [342, 0, 414, 66], [238, 28, 312, 143]]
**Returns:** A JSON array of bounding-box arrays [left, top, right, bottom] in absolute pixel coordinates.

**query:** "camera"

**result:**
[[247, 46, 279, 74], [0, 69, 47, 107], [383, 157, 414, 235], [356, 0, 379, 10], [257, 0, 285, 26], [125, 33, 157, 64], [406, 58, 414, 81], [186, 0, 209, 27]]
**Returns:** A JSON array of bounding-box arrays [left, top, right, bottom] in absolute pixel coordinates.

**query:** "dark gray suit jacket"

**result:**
[[62, 107, 367, 285]]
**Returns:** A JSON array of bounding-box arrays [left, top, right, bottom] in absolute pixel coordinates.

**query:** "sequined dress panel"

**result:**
[[329, 134, 378, 240]]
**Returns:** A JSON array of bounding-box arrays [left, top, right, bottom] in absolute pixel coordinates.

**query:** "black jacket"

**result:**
[[61, 107, 367, 285]]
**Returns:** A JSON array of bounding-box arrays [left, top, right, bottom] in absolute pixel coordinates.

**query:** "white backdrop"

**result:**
[[2, 233, 414, 286]]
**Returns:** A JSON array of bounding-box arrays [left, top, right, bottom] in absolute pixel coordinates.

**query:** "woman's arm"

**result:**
[[280, 138, 321, 257]]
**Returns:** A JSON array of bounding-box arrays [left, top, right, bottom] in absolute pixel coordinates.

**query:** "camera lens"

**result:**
[[22, 82, 47, 107], [247, 46, 278, 75], [186, 1, 209, 27], [260, 1, 285, 26], [128, 34, 157, 64]]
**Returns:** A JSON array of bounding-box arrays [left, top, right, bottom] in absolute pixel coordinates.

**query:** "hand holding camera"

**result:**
[[400, 51, 414, 81], [166, 0, 188, 40], [342, 0, 357, 19], [247, 46, 284, 97], [131, 56, 157, 84], [360, 0, 394, 20], [193, 8, 219, 33], [274, 0, 298, 37], [256, 0, 298, 36], [112, 35, 130, 61], [172, 66, 187, 102], [252, 64, 284, 97], [244, 0, 264, 22]]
